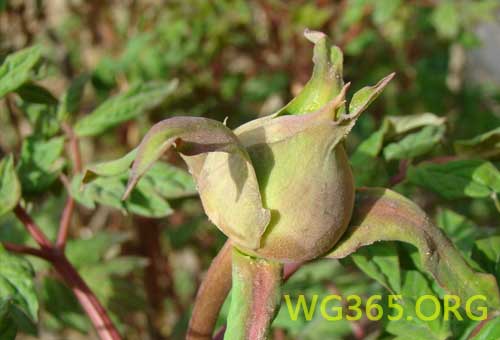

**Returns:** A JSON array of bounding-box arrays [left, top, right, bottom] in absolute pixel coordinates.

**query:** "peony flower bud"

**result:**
[[123, 30, 394, 262]]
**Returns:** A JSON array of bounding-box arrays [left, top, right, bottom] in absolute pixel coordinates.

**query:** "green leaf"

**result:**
[[0, 245, 38, 336], [350, 121, 389, 186], [0, 300, 17, 340], [82, 149, 195, 199], [407, 160, 500, 200], [386, 113, 446, 137], [470, 316, 500, 340], [386, 271, 451, 340], [471, 162, 500, 192], [74, 80, 177, 137], [472, 235, 500, 283], [71, 174, 123, 211], [15, 82, 58, 105], [383, 125, 445, 161], [328, 187, 500, 313], [340, 73, 395, 126], [72, 172, 173, 218], [69, 174, 97, 210], [0, 155, 21, 216], [21, 101, 60, 137], [0, 45, 42, 99], [454, 127, 500, 159], [79, 258, 147, 317], [350, 242, 401, 293], [436, 209, 478, 255], [44, 255, 146, 329], [57, 73, 89, 121], [372, 0, 402, 24], [431, 0, 460, 39], [92, 256, 148, 276], [66, 231, 131, 267], [64, 232, 146, 322], [351, 113, 446, 186], [17, 136, 65, 193], [225, 249, 282, 339], [353, 120, 389, 158], [124, 178, 173, 217], [41, 278, 89, 333], [139, 162, 196, 199], [82, 148, 137, 183]]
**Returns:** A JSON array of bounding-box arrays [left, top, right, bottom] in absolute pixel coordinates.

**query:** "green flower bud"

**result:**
[[234, 99, 354, 261], [123, 30, 394, 262]]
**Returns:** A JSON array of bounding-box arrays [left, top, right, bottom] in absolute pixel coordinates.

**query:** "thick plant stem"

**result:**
[[224, 248, 282, 340], [188, 241, 233, 340], [188, 240, 301, 340]]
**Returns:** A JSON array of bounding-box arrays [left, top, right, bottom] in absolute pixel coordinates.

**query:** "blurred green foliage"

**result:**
[[0, 0, 499, 339]]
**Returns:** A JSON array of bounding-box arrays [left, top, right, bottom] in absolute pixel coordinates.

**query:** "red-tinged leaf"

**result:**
[[327, 187, 500, 313], [124, 116, 270, 250]]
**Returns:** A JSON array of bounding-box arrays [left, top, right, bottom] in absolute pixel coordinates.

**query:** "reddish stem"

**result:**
[[188, 241, 233, 340], [9, 205, 122, 340], [13, 205, 52, 249], [284, 262, 303, 280], [389, 159, 409, 187], [2, 242, 52, 260], [212, 326, 226, 340], [56, 197, 75, 250], [57, 123, 82, 250], [62, 122, 83, 173], [52, 253, 121, 340]]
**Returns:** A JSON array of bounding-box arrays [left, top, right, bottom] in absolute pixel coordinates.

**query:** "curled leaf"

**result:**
[[124, 117, 270, 250], [327, 187, 500, 313]]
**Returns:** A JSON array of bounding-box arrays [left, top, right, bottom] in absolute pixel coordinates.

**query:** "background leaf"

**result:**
[[386, 271, 451, 340], [0, 245, 38, 337], [15, 82, 58, 105], [470, 316, 500, 340], [16, 136, 65, 194], [472, 235, 500, 283], [0, 155, 21, 216], [383, 125, 445, 161], [407, 160, 500, 200], [454, 127, 500, 160], [350, 242, 401, 293], [74, 80, 177, 137], [0, 45, 41, 99], [72, 160, 188, 218], [57, 73, 89, 121]]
